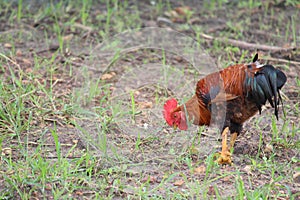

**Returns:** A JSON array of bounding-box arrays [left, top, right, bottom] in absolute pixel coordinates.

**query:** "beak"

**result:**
[[173, 124, 178, 130]]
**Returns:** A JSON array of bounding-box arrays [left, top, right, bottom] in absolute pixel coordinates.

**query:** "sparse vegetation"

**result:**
[[0, 0, 299, 199]]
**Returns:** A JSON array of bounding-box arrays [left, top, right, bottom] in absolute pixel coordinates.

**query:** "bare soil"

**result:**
[[0, 0, 299, 199]]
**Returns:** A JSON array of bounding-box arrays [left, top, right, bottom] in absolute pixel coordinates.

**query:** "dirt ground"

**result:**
[[0, 0, 299, 199]]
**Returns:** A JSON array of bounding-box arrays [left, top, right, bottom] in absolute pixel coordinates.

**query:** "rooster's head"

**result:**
[[163, 98, 187, 130]]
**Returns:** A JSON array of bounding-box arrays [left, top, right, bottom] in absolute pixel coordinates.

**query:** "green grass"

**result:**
[[0, 0, 299, 199]]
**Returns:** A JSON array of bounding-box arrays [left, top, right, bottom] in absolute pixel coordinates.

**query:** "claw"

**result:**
[[215, 150, 232, 165]]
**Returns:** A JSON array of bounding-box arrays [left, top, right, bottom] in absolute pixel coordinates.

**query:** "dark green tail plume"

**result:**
[[246, 65, 287, 119]]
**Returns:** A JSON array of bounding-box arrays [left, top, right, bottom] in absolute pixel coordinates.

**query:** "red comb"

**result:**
[[164, 98, 178, 110]]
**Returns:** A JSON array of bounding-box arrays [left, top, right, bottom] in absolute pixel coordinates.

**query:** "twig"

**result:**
[[199, 131, 217, 138], [263, 56, 300, 66], [44, 118, 65, 127], [0, 53, 22, 71], [198, 32, 296, 52], [10, 140, 75, 147], [38, 156, 83, 159], [35, 44, 60, 54], [102, 45, 144, 74], [206, 25, 227, 33], [61, 59, 85, 68], [73, 22, 93, 32], [280, 91, 289, 101]]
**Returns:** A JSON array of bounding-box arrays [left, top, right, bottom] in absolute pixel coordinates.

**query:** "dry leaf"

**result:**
[[134, 90, 140, 96], [165, 6, 193, 22], [174, 6, 191, 16], [174, 55, 183, 62], [63, 34, 74, 41], [173, 179, 184, 186], [101, 72, 116, 80], [164, 10, 179, 18], [23, 59, 32, 65], [4, 43, 12, 48], [45, 183, 52, 190], [207, 185, 216, 195], [189, 146, 200, 154], [109, 86, 116, 91], [75, 190, 83, 195], [141, 175, 156, 183], [137, 101, 153, 109], [223, 176, 232, 182], [25, 68, 33, 73], [194, 165, 206, 174], [16, 49, 22, 56], [101, 73, 113, 80]]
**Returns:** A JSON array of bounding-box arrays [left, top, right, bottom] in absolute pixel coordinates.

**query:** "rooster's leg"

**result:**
[[229, 132, 238, 150], [216, 127, 232, 165]]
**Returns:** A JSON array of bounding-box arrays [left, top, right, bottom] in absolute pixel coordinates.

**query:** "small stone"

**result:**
[[72, 140, 78, 144], [4, 43, 12, 48], [243, 165, 252, 174], [293, 172, 300, 183], [2, 148, 12, 155], [264, 144, 273, 153]]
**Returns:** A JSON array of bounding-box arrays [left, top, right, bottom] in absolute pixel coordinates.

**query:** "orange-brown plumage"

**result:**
[[163, 54, 287, 164]]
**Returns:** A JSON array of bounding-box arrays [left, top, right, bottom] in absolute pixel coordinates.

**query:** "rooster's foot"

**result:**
[[215, 127, 233, 165], [215, 150, 232, 165]]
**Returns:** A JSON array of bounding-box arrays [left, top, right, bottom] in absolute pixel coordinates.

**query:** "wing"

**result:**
[[195, 64, 244, 107]]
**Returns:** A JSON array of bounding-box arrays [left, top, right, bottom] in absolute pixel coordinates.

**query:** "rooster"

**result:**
[[163, 53, 287, 164]]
